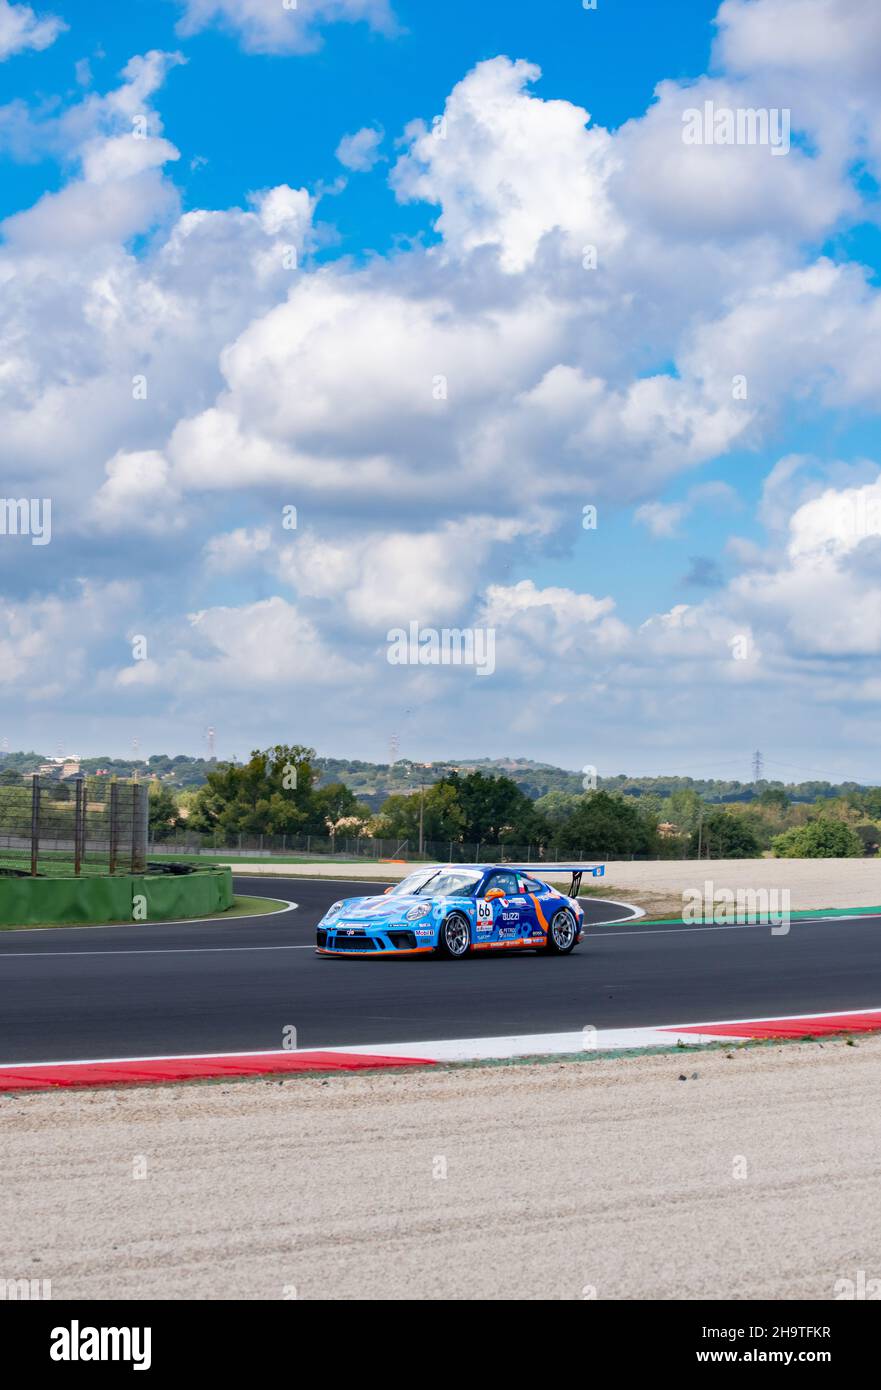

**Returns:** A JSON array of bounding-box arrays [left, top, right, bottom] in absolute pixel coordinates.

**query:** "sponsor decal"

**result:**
[[476, 899, 493, 925]]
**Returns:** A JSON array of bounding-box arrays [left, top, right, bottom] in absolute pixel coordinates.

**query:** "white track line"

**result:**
[[602, 911, 881, 938], [581, 897, 645, 925]]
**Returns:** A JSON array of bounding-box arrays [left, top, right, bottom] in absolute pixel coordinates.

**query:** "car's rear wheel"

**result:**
[[438, 911, 471, 959], [544, 907, 578, 954]]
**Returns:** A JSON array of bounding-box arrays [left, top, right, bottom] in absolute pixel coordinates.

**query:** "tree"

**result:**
[[0, 768, 22, 786], [664, 788, 704, 834], [554, 791, 656, 857], [438, 771, 545, 844], [690, 810, 762, 858], [853, 822, 881, 856], [188, 745, 321, 836], [772, 819, 864, 858], [185, 748, 373, 840], [535, 790, 583, 830], [374, 783, 465, 844], [758, 787, 790, 812], [148, 783, 181, 842], [313, 782, 372, 835]]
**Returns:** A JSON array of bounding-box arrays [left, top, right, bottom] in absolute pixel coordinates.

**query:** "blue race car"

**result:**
[[315, 863, 604, 959]]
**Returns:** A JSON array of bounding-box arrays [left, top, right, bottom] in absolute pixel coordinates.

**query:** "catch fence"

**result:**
[[148, 830, 671, 863], [0, 776, 149, 877]]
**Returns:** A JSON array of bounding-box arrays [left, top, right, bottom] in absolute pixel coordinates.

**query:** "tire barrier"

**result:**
[[0, 866, 233, 927]]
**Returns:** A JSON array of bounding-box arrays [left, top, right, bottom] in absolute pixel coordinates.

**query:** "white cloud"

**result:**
[[5, 14, 881, 765], [480, 579, 620, 636], [713, 0, 881, 180], [635, 482, 738, 538], [634, 501, 686, 539], [203, 526, 273, 572], [392, 57, 622, 273], [175, 0, 396, 55], [182, 596, 355, 687], [0, 581, 137, 698], [715, 0, 881, 82], [633, 468, 881, 669], [2, 169, 180, 251], [335, 125, 384, 172], [615, 87, 852, 244], [276, 517, 548, 629], [0, 0, 65, 61], [93, 450, 185, 534], [0, 50, 186, 250], [0, 48, 316, 522]]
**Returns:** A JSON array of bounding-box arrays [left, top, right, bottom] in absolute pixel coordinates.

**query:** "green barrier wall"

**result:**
[[0, 868, 233, 927]]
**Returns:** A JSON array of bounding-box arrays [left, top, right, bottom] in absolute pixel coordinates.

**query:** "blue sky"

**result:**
[[2, 0, 881, 779], [2, 2, 723, 238]]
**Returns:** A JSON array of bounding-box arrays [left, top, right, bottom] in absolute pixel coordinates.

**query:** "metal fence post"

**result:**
[[131, 782, 148, 873], [109, 781, 119, 875], [74, 777, 84, 876], [30, 773, 40, 876]]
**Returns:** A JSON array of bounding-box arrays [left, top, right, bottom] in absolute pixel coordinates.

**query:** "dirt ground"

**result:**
[[593, 858, 881, 914], [3, 1036, 881, 1300]]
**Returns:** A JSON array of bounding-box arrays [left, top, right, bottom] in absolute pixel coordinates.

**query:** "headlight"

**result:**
[[324, 901, 344, 919], [406, 904, 431, 921]]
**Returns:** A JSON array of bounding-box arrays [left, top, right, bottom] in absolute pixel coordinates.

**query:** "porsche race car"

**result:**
[[315, 863, 604, 959]]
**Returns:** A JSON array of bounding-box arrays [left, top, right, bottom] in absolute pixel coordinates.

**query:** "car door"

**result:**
[[517, 875, 552, 944], [481, 870, 524, 945]]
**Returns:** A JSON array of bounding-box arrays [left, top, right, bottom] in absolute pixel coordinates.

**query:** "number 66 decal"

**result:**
[[476, 899, 493, 924]]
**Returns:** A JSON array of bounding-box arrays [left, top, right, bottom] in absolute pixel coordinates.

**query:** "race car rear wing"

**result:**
[[510, 864, 605, 898]]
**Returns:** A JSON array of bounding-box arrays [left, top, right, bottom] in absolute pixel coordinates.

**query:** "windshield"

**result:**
[[386, 869, 442, 896], [387, 869, 482, 898], [422, 870, 483, 898]]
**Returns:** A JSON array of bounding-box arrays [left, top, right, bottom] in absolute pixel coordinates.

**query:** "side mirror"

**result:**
[[485, 887, 505, 900], [384, 885, 394, 894]]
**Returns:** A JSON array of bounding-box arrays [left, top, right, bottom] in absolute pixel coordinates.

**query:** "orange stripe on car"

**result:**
[[530, 895, 549, 930], [473, 937, 542, 951], [316, 946, 434, 957]]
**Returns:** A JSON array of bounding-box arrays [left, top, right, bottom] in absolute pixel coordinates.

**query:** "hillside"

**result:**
[[0, 750, 872, 808]]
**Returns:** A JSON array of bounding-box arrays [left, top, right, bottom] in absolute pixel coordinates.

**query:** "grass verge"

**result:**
[[0, 894, 290, 932]]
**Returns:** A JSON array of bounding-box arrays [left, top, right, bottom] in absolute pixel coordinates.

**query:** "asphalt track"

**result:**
[[0, 876, 879, 1064]]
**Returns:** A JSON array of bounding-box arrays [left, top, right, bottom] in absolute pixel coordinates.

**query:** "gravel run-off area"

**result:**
[[3, 1036, 881, 1300]]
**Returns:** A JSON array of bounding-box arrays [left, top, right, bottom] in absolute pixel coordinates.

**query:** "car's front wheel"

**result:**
[[544, 907, 578, 954], [438, 911, 471, 959]]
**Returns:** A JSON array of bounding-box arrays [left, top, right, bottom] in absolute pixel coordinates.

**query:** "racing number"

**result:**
[[476, 899, 493, 926]]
